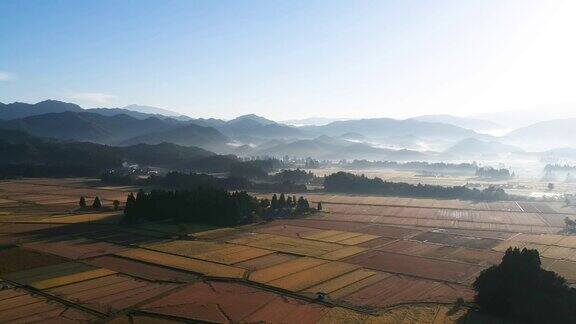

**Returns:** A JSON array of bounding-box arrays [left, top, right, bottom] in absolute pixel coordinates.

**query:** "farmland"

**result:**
[[1, 178, 576, 322]]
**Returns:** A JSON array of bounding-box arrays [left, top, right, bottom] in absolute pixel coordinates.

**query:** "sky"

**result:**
[[1, 0, 576, 120]]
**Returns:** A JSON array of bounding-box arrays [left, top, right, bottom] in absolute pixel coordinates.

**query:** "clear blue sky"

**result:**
[[1, 0, 575, 119]]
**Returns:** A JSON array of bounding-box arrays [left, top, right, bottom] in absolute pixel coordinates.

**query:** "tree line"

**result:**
[[323, 172, 516, 201], [122, 187, 314, 226], [475, 167, 513, 180]]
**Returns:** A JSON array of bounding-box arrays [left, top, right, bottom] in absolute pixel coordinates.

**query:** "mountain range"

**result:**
[[2, 99, 575, 160]]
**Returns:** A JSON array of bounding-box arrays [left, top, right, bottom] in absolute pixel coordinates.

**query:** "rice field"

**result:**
[[1, 178, 575, 322], [0, 287, 97, 323], [116, 248, 247, 279]]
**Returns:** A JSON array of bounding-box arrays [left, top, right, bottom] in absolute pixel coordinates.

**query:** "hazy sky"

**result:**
[[1, 0, 576, 120]]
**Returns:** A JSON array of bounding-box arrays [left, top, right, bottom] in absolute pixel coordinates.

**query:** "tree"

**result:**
[[292, 195, 297, 207], [286, 196, 293, 207], [113, 200, 120, 211], [271, 194, 278, 210], [548, 182, 555, 191], [279, 193, 286, 208], [474, 247, 576, 323], [296, 196, 310, 213], [317, 201, 322, 211], [79, 196, 87, 209], [92, 196, 102, 209]]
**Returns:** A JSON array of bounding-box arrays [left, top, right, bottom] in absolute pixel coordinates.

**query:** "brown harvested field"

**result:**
[[301, 229, 380, 245], [546, 260, 576, 282], [46, 274, 179, 314], [299, 194, 529, 213], [116, 248, 246, 278], [141, 281, 328, 323], [320, 213, 559, 234], [378, 240, 444, 256], [345, 250, 482, 283], [250, 257, 328, 283], [357, 236, 396, 248], [0, 287, 97, 323], [303, 268, 380, 295], [192, 227, 241, 240], [4, 262, 93, 284], [316, 307, 370, 323], [320, 202, 561, 229], [255, 224, 321, 238], [30, 268, 116, 289], [319, 246, 367, 260], [85, 255, 198, 282], [144, 240, 227, 257], [239, 234, 345, 257], [266, 261, 359, 292], [342, 274, 474, 308], [272, 218, 372, 232], [412, 231, 501, 249], [0, 246, 68, 275], [436, 228, 516, 240], [366, 304, 468, 323], [233, 252, 298, 271], [509, 233, 565, 245], [22, 237, 127, 259], [192, 244, 274, 264], [3, 262, 111, 287], [444, 248, 504, 266]]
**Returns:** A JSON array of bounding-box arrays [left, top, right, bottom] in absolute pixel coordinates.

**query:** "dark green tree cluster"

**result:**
[[269, 193, 311, 214], [475, 167, 513, 179], [474, 247, 576, 323], [79, 196, 102, 209], [229, 159, 282, 179], [273, 169, 316, 184], [123, 188, 265, 226], [323, 172, 515, 201]]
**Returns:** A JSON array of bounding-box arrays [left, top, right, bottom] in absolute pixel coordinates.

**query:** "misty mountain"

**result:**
[[0, 129, 215, 170], [282, 117, 350, 126], [0, 111, 174, 143], [410, 114, 501, 131], [217, 114, 302, 138], [121, 104, 186, 118], [503, 118, 576, 150], [87, 107, 186, 122], [121, 123, 230, 151], [301, 118, 479, 140], [444, 138, 523, 157], [254, 135, 426, 160], [0, 100, 84, 120], [475, 104, 576, 130]]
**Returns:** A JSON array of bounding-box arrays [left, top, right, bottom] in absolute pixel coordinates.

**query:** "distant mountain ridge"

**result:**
[[0, 100, 84, 120], [503, 118, 576, 150], [410, 114, 501, 131], [121, 123, 231, 151]]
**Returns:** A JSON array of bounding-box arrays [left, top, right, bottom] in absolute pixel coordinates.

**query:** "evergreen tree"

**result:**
[[296, 196, 310, 213], [113, 200, 120, 211], [292, 195, 297, 207], [92, 196, 102, 209], [271, 194, 278, 209], [279, 193, 286, 208], [123, 193, 136, 223], [79, 196, 87, 209], [286, 196, 293, 207], [317, 201, 322, 211]]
